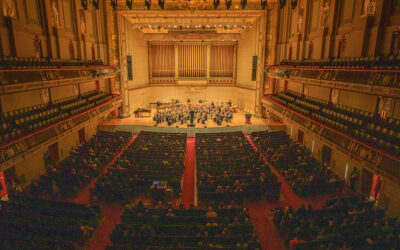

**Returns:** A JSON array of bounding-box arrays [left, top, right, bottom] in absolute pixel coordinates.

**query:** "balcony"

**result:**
[[262, 95, 400, 181], [0, 65, 119, 94], [0, 94, 122, 168], [267, 57, 400, 98]]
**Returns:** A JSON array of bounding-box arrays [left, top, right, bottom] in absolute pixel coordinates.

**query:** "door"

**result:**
[[321, 145, 332, 166], [298, 130, 304, 144], [79, 128, 86, 144], [361, 168, 374, 198], [48, 142, 59, 164]]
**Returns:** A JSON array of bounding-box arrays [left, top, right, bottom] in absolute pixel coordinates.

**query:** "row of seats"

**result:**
[[251, 131, 343, 197], [26, 131, 133, 198], [196, 132, 281, 203], [0, 196, 102, 249], [108, 202, 262, 249], [268, 92, 400, 156], [279, 55, 400, 69], [92, 132, 187, 203], [0, 57, 104, 69], [272, 196, 400, 249], [0, 91, 114, 146]]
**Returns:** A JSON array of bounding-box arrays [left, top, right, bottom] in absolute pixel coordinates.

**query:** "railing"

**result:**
[[0, 66, 119, 94], [262, 95, 400, 180], [266, 65, 400, 98], [0, 94, 122, 167]]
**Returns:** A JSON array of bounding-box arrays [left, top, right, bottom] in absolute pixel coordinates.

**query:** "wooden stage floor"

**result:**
[[102, 109, 284, 128]]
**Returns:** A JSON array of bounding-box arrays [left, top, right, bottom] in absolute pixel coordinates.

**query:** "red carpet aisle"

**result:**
[[86, 204, 124, 250], [64, 134, 138, 249], [244, 134, 351, 250], [68, 134, 138, 204], [181, 137, 195, 208]]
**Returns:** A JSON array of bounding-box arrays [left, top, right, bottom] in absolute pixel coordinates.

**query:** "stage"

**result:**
[[99, 109, 286, 136]]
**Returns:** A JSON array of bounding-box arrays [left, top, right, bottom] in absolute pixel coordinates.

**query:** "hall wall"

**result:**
[[237, 21, 261, 89], [126, 29, 149, 87], [280, 117, 400, 218], [11, 115, 106, 188], [0, 0, 108, 62]]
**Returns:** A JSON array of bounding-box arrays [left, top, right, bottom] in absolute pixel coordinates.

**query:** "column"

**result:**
[[206, 44, 211, 79], [175, 45, 179, 79], [118, 16, 130, 117]]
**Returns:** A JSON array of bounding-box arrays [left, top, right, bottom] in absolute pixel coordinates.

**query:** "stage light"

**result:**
[[93, 0, 99, 9], [126, 0, 133, 9], [81, 0, 88, 10], [280, 0, 286, 9], [158, 0, 165, 9], [240, 0, 247, 9], [213, 0, 220, 9], [291, 0, 298, 9], [111, 0, 117, 10], [261, 0, 267, 9], [145, 0, 151, 10], [225, 0, 232, 10]]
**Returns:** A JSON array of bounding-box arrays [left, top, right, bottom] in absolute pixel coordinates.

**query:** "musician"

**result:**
[[228, 99, 232, 107]]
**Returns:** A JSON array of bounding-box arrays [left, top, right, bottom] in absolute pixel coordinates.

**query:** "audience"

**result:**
[[196, 132, 280, 203], [92, 132, 186, 202], [272, 196, 400, 249], [0, 196, 102, 249], [108, 201, 261, 249], [251, 131, 343, 197], [26, 131, 133, 198]]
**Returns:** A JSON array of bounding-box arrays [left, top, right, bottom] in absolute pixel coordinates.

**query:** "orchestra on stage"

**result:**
[[147, 99, 236, 126]]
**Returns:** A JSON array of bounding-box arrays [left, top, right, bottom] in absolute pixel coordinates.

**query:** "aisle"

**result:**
[[67, 134, 138, 204], [181, 137, 195, 208], [244, 134, 350, 250], [86, 204, 124, 250], [65, 134, 138, 249]]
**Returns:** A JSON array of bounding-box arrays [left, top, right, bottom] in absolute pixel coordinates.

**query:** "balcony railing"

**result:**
[[0, 94, 122, 167], [262, 95, 400, 180], [0, 66, 119, 94], [266, 65, 400, 98]]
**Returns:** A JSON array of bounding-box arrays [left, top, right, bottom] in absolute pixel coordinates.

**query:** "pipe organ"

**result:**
[[149, 41, 237, 83]]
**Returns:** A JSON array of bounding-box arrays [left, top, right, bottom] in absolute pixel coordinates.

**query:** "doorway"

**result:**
[[79, 128, 86, 144], [321, 145, 332, 166], [361, 168, 374, 198], [298, 129, 304, 144], [48, 142, 59, 164]]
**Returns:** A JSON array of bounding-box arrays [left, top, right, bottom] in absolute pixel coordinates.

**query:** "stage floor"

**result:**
[[103, 109, 283, 128]]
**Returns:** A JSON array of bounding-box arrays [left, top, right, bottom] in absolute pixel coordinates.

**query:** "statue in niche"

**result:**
[[298, 14, 303, 34], [52, 1, 60, 28], [321, 0, 330, 28], [363, 0, 376, 16], [2, 0, 16, 18], [80, 10, 86, 34]]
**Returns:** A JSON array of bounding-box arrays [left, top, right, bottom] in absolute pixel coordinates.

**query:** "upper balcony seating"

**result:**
[[0, 57, 104, 69], [279, 55, 400, 69], [267, 92, 400, 156], [0, 91, 113, 146]]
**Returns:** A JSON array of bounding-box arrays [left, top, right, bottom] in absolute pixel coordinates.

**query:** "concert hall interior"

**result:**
[[1, 0, 400, 249]]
